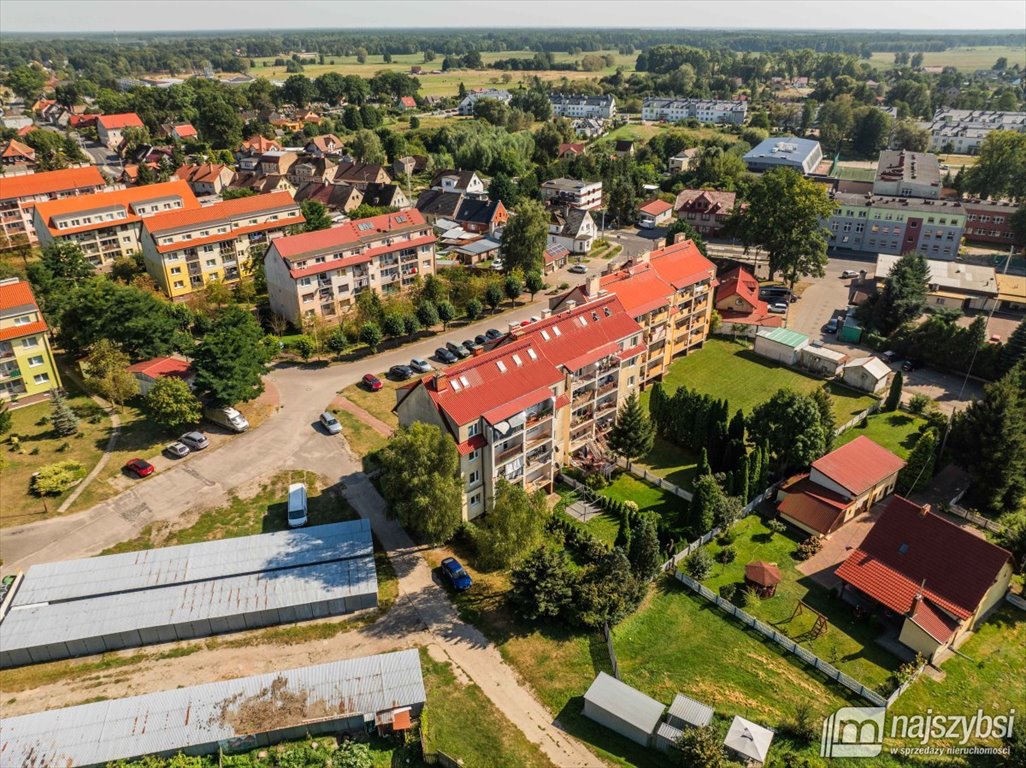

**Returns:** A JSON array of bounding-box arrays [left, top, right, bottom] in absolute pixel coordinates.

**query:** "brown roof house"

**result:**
[[673, 189, 739, 237], [175, 163, 236, 196]]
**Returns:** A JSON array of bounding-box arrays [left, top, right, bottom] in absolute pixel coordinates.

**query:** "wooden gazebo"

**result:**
[[744, 561, 781, 598]]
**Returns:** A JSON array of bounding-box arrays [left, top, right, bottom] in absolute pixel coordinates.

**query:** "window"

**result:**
[[467, 449, 479, 462], [13, 315, 32, 326], [468, 423, 480, 437], [170, 266, 181, 275], [468, 470, 480, 485], [27, 355, 44, 367], [33, 373, 50, 385], [173, 280, 185, 289], [469, 493, 482, 507], [21, 337, 39, 349]]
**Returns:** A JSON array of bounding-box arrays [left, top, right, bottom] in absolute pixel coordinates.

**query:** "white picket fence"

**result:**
[[834, 400, 882, 436]]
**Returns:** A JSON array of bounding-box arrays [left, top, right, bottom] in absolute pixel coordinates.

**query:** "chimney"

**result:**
[[919, 503, 931, 517], [566, 299, 577, 311], [541, 309, 552, 319], [586, 274, 601, 297], [433, 372, 448, 392], [673, 232, 689, 245]]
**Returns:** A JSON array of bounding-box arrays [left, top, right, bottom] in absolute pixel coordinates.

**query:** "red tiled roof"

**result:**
[[0, 166, 105, 201], [33, 180, 200, 236], [716, 266, 760, 306], [639, 199, 673, 216], [274, 209, 428, 259], [648, 240, 716, 289], [909, 596, 962, 643], [557, 142, 586, 156], [98, 112, 144, 130], [673, 188, 738, 215], [456, 434, 487, 455], [172, 123, 198, 138], [1, 139, 34, 160], [812, 436, 906, 496], [144, 191, 298, 234], [483, 386, 556, 425], [175, 163, 231, 184], [399, 96, 416, 108], [836, 496, 1011, 623], [777, 474, 851, 535], [599, 263, 673, 317], [555, 392, 571, 409], [126, 356, 192, 379], [240, 135, 282, 153], [0, 319, 47, 342], [1, 279, 40, 312], [745, 561, 781, 587], [16, 125, 34, 137]]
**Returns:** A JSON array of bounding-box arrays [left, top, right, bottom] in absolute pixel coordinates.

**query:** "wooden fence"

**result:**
[[834, 399, 882, 436]]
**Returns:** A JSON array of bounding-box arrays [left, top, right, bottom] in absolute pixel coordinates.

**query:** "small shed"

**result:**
[[799, 344, 847, 377], [753, 327, 809, 366], [125, 356, 193, 396], [724, 715, 775, 767], [666, 692, 715, 729], [583, 672, 664, 747], [744, 561, 782, 597], [843, 356, 891, 393], [655, 721, 684, 752]]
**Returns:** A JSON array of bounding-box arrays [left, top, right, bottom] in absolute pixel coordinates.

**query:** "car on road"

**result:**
[[164, 442, 190, 459], [446, 340, 471, 359], [474, 333, 488, 346], [410, 357, 432, 373], [491, 259, 504, 271], [768, 302, 788, 314], [902, 359, 919, 372], [569, 263, 588, 274], [840, 269, 860, 279], [824, 317, 839, 333], [435, 347, 458, 364], [440, 557, 472, 592], [319, 411, 342, 434], [179, 431, 209, 451], [462, 339, 483, 353], [389, 364, 414, 381], [882, 350, 902, 364], [124, 458, 155, 478], [485, 328, 503, 341], [362, 373, 383, 391]]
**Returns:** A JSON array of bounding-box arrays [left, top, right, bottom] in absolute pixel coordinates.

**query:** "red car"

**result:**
[[124, 458, 155, 478], [362, 373, 383, 391]]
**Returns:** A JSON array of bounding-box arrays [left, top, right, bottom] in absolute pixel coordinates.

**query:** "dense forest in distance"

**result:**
[[2, 28, 1024, 76]]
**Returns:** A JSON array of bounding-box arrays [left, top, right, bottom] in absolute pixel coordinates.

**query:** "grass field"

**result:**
[[643, 339, 879, 422], [338, 376, 400, 431], [1, 391, 109, 528], [867, 45, 1026, 72], [834, 410, 927, 459]]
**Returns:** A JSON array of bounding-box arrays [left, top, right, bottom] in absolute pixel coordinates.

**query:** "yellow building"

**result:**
[[0, 277, 62, 401], [140, 191, 303, 300]]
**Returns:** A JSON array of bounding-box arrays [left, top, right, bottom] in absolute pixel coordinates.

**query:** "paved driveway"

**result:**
[[796, 504, 885, 591]]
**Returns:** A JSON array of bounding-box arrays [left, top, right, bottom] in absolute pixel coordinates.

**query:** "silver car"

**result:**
[[410, 357, 432, 373], [319, 411, 342, 435], [179, 431, 209, 450], [164, 441, 190, 459]]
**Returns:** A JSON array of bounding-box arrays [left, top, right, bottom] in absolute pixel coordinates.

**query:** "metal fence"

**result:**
[[614, 458, 693, 501], [603, 622, 620, 680], [1006, 593, 1026, 612]]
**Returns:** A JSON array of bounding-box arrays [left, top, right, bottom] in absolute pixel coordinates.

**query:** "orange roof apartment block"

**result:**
[[0, 166, 107, 248]]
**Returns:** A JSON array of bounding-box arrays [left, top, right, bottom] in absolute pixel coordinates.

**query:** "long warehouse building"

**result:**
[[0, 520, 377, 667], [0, 649, 426, 767]]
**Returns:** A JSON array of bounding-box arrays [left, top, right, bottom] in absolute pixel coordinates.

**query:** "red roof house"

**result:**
[[776, 436, 906, 537], [397, 96, 417, 110], [557, 142, 586, 159], [638, 198, 674, 228], [126, 356, 194, 395], [96, 112, 145, 148], [836, 496, 1012, 661], [673, 189, 739, 237], [714, 266, 783, 330], [1, 139, 36, 167]]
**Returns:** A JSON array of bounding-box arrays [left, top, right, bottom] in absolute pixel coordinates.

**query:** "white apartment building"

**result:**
[[264, 209, 437, 325], [550, 94, 616, 120], [540, 178, 603, 211], [642, 98, 748, 125], [923, 109, 1026, 154], [457, 89, 511, 116]]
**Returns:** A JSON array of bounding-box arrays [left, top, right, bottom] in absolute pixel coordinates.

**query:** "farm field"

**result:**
[[867, 45, 1026, 71]]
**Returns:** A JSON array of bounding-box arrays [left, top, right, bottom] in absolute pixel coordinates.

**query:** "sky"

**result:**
[[1, 0, 1024, 34]]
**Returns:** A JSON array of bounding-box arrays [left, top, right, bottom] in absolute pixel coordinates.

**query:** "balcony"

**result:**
[[526, 449, 551, 468], [525, 428, 553, 450], [0, 364, 23, 381], [595, 398, 617, 416], [494, 442, 523, 466], [570, 411, 594, 429], [525, 406, 553, 426]]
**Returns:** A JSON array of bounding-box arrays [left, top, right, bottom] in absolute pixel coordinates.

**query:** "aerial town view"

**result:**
[[1, 0, 1025, 765]]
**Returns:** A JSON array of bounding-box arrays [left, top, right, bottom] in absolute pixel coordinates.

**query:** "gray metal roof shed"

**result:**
[[667, 692, 715, 729], [582, 672, 664, 747], [655, 721, 684, 752], [0, 649, 425, 768]]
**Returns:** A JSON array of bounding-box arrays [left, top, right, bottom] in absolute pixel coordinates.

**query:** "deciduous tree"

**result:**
[[144, 376, 202, 431], [84, 339, 138, 410], [749, 389, 826, 473], [299, 200, 332, 232], [475, 479, 548, 569], [509, 546, 575, 622], [191, 305, 270, 405], [500, 200, 548, 275]]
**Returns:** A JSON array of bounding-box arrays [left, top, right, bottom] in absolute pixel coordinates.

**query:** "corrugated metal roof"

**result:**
[[0, 649, 425, 768], [757, 327, 809, 348], [583, 672, 664, 734], [13, 519, 372, 606], [668, 692, 714, 728]]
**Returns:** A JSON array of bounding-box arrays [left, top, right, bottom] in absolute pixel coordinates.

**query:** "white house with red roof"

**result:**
[[97, 113, 145, 149], [776, 436, 906, 537], [637, 199, 674, 229], [126, 356, 194, 396], [396, 295, 646, 519], [836, 496, 1012, 663]]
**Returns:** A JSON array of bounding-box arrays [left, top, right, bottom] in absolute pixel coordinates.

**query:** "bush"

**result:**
[[766, 518, 787, 536], [715, 545, 736, 564], [740, 585, 761, 608], [718, 583, 738, 602], [32, 460, 86, 496], [795, 536, 823, 561], [682, 548, 712, 580], [907, 393, 932, 415], [583, 472, 608, 490], [716, 528, 737, 546]]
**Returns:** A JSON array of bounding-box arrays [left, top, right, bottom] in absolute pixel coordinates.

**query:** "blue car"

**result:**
[[441, 557, 472, 592]]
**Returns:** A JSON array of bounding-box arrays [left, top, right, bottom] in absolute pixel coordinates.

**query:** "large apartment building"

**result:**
[[0, 167, 107, 247], [552, 240, 717, 385], [140, 192, 303, 300], [264, 209, 436, 325], [641, 98, 748, 125], [923, 109, 1026, 154], [32, 180, 200, 269], [828, 193, 965, 260], [396, 294, 645, 519], [540, 178, 603, 211], [962, 199, 1020, 247], [550, 94, 616, 120], [0, 278, 62, 401]]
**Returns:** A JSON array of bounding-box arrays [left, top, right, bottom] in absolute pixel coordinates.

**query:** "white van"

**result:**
[[204, 406, 250, 433], [287, 483, 308, 528]]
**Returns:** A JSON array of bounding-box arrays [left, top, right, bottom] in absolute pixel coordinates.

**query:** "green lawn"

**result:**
[[634, 436, 698, 490], [644, 339, 878, 422], [834, 411, 927, 459], [1, 391, 110, 528], [598, 473, 687, 540], [339, 376, 400, 431], [699, 516, 902, 692]]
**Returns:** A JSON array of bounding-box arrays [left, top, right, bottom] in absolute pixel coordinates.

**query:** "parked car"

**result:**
[[204, 405, 249, 433], [435, 347, 458, 364], [840, 269, 859, 279], [362, 373, 383, 391], [902, 359, 919, 372], [491, 259, 504, 271], [882, 350, 902, 364], [768, 302, 788, 314], [410, 357, 432, 373], [529, 315, 541, 323], [484, 328, 503, 341], [446, 340, 471, 359], [440, 557, 472, 592], [124, 458, 155, 478], [319, 411, 342, 435], [824, 317, 839, 333], [389, 364, 414, 381], [569, 263, 587, 274], [462, 339, 482, 353], [287, 482, 308, 528], [164, 442, 190, 459], [474, 334, 488, 346], [179, 431, 209, 450]]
